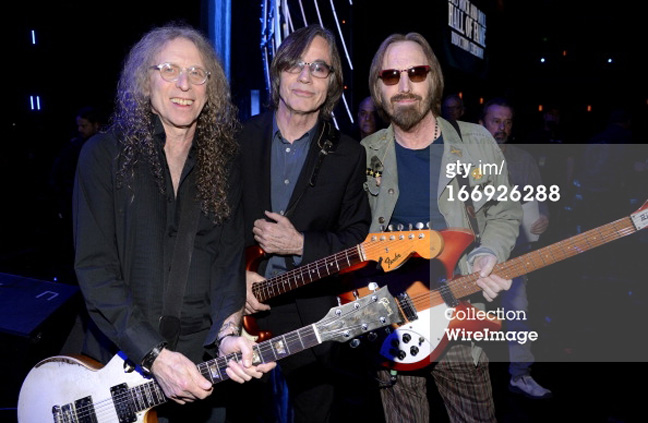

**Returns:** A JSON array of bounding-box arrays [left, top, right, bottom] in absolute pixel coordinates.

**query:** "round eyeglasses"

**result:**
[[285, 61, 333, 79], [152, 62, 211, 85]]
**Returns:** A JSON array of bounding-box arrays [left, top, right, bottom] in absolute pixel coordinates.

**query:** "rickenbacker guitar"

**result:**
[[18, 287, 403, 423], [243, 229, 444, 341], [339, 200, 648, 371]]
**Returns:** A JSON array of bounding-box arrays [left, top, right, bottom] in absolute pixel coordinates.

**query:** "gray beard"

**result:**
[[391, 104, 427, 131]]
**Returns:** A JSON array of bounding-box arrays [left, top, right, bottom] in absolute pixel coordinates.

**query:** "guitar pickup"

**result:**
[[396, 293, 419, 322]]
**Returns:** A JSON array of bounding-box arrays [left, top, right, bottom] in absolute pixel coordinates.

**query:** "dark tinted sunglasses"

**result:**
[[379, 65, 431, 86]]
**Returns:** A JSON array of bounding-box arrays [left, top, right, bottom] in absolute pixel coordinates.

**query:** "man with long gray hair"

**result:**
[[73, 24, 274, 423]]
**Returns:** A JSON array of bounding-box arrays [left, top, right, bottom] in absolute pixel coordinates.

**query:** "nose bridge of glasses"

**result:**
[[398, 68, 413, 89], [173, 68, 193, 87], [296, 62, 314, 80]]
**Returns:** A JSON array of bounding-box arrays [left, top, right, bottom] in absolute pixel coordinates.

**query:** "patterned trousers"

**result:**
[[377, 344, 496, 423]]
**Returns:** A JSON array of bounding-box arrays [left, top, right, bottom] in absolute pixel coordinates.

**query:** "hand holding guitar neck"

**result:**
[[218, 335, 276, 383], [149, 349, 213, 405], [245, 270, 271, 315], [472, 254, 512, 302]]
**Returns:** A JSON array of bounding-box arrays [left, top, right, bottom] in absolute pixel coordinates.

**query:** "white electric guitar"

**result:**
[[18, 286, 402, 423]]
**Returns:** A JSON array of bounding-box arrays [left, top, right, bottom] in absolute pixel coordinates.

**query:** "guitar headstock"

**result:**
[[631, 200, 648, 231], [362, 229, 444, 271], [315, 286, 403, 343]]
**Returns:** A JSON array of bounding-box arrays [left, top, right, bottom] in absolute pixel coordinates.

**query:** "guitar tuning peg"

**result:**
[[426, 222, 430, 229], [397, 223, 404, 231], [380, 225, 385, 232], [387, 224, 393, 232], [416, 222, 424, 229], [368, 282, 379, 292], [408, 223, 413, 230], [349, 339, 361, 348]]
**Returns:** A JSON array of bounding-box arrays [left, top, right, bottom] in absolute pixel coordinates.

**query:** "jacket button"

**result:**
[[378, 217, 385, 224]]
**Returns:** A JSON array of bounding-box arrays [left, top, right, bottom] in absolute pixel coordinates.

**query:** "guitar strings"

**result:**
[[252, 231, 429, 300], [252, 245, 362, 299], [65, 318, 383, 421], [403, 218, 636, 310]]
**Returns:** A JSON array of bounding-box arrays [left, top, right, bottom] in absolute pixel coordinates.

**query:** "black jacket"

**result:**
[[238, 111, 370, 367]]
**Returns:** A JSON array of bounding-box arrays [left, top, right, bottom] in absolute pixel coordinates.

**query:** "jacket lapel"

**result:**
[[284, 121, 324, 217], [256, 113, 274, 212]]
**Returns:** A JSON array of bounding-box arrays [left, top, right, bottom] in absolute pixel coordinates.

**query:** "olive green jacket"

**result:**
[[361, 117, 522, 364]]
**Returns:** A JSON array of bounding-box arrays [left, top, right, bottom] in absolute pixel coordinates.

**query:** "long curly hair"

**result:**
[[111, 24, 239, 223]]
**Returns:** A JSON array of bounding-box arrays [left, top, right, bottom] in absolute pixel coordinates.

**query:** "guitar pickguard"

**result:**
[[379, 306, 447, 368]]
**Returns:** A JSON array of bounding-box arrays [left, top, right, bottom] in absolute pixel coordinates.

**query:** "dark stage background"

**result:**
[[2, 1, 647, 422]]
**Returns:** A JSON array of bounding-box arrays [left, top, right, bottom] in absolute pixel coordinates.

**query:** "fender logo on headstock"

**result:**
[[383, 253, 403, 269]]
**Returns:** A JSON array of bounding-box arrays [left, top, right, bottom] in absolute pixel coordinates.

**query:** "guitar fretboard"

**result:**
[[252, 246, 363, 302], [429, 216, 637, 306], [129, 325, 321, 412]]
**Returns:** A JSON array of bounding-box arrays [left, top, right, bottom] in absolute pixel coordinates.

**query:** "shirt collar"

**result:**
[[272, 113, 321, 145]]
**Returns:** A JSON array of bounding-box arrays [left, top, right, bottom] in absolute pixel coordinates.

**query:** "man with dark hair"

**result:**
[[236, 25, 371, 423], [73, 24, 274, 423], [51, 107, 104, 223], [357, 96, 381, 139], [50, 106, 105, 277], [480, 97, 552, 399], [361, 33, 521, 422], [442, 93, 466, 122]]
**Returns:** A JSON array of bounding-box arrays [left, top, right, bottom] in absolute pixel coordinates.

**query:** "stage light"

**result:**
[[29, 95, 42, 111]]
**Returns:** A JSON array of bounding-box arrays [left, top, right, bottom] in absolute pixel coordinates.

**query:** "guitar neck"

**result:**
[[446, 216, 637, 300], [253, 246, 363, 302], [132, 325, 321, 412]]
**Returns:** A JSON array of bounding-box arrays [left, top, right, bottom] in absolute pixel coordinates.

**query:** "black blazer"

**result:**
[[239, 111, 371, 333]]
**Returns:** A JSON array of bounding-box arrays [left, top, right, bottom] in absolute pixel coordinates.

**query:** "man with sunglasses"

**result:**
[[232, 25, 371, 423], [360, 33, 521, 422]]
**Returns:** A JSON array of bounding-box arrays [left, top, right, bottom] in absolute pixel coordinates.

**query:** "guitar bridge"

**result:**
[[53, 396, 97, 423], [396, 293, 418, 322]]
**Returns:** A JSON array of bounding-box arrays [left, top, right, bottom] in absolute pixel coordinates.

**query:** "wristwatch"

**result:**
[[141, 341, 167, 374]]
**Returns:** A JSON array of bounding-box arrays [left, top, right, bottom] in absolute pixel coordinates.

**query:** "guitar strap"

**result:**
[[283, 120, 339, 218], [438, 121, 480, 308], [160, 181, 201, 350], [456, 173, 480, 242], [449, 121, 481, 241]]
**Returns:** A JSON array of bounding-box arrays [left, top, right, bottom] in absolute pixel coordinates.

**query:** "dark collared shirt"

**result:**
[[264, 116, 317, 277], [73, 117, 245, 364]]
